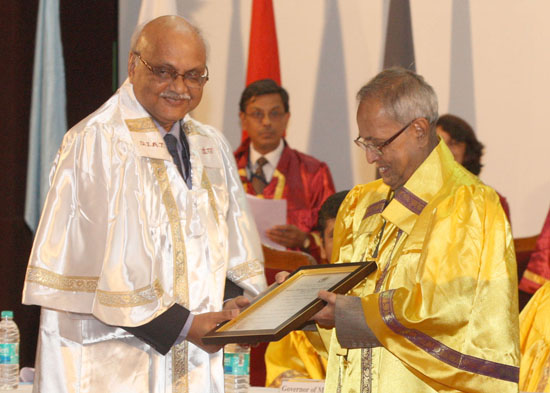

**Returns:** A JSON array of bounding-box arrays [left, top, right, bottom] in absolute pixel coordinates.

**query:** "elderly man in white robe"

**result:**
[[22, 16, 266, 393]]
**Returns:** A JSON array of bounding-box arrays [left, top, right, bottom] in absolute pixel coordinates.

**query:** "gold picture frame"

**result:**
[[203, 262, 375, 345]]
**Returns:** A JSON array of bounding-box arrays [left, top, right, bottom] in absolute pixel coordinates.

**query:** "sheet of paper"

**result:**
[[246, 194, 287, 250]]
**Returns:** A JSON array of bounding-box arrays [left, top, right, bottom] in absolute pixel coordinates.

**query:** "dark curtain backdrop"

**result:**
[[1, 1, 117, 367]]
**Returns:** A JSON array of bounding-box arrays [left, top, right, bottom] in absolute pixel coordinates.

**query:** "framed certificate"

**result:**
[[203, 262, 375, 345]]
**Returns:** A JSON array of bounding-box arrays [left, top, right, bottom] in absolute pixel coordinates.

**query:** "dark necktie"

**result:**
[[164, 132, 192, 189], [164, 133, 184, 177], [179, 122, 192, 188], [251, 156, 268, 194]]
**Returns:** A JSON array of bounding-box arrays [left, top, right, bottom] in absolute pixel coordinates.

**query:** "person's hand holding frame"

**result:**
[[202, 262, 375, 346]]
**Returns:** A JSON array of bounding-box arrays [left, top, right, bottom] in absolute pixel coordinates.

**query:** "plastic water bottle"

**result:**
[[0, 311, 19, 390], [224, 343, 250, 393]]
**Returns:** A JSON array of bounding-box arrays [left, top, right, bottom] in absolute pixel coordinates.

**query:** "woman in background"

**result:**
[[436, 114, 511, 221]]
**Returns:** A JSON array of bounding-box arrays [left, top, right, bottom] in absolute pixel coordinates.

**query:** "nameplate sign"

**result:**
[[279, 380, 325, 393]]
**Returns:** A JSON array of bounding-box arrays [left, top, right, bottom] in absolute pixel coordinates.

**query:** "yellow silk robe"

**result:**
[[325, 142, 519, 393], [519, 282, 550, 392]]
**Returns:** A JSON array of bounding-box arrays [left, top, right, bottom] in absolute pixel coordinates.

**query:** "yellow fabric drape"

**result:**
[[520, 282, 550, 392], [264, 330, 328, 387], [325, 142, 519, 393]]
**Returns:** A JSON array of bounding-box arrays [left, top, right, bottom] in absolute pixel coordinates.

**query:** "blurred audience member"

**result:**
[[436, 114, 511, 222], [519, 206, 550, 296], [234, 79, 335, 262]]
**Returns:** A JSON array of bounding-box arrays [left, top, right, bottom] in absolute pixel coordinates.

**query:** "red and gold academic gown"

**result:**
[[520, 207, 550, 294], [234, 139, 335, 260], [519, 282, 550, 392], [325, 141, 519, 393]]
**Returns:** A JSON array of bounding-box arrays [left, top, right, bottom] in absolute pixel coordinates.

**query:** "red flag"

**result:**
[[243, 0, 281, 141], [246, 0, 281, 85]]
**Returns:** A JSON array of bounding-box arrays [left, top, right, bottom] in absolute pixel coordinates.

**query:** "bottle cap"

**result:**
[[1, 311, 13, 318]]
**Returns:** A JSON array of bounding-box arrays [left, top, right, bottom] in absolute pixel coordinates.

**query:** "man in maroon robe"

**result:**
[[234, 79, 335, 262]]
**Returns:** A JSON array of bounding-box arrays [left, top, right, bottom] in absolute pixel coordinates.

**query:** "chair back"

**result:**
[[262, 244, 316, 271]]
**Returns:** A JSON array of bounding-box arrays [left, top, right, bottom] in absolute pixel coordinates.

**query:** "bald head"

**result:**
[[131, 16, 207, 59], [128, 15, 209, 130]]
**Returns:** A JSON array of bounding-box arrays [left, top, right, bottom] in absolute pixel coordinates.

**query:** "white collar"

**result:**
[[250, 139, 284, 168]]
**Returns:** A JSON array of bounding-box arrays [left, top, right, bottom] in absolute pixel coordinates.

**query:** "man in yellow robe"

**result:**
[[312, 68, 519, 393]]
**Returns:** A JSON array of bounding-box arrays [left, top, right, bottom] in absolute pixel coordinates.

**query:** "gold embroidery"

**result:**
[[183, 120, 201, 136], [151, 158, 189, 393], [96, 280, 164, 307], [25, 266, 98, 292], [172, 342, 189, 393], [124, 118, 157, 133], [272, 169, 286, 199], [360, 348, 373, 393], [227, 259, 264, 283], [201, 170, 219, 225], [336, 356, 342, 393]]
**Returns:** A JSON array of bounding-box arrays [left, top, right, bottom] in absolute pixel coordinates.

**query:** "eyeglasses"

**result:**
[[135, 53, 209, 89], [245, 109, 286, 122], [354, 119, 416, 156]]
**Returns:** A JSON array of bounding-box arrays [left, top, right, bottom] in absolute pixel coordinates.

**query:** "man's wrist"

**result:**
[[175, 313, 195, 345]]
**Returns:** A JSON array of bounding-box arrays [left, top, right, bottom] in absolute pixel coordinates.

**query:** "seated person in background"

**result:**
[[264, 190, 349, 387], [436, 114, 511, 222], [519, 206, 550, 297], [519, 281, 550, 392], [234, 79, 335, 262]]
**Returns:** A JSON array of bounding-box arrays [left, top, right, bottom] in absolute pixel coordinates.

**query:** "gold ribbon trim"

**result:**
[[151, 158, 189, 393], [272, 169, 286, 199], [523, 270, 549, 286], [25, 266, 98, 292], [124, 117, 157, 133], [96, 280, 164, 307], [227, 259, 264, 283]]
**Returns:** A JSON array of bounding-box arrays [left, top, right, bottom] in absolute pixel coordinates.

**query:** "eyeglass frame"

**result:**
[[134, 52, 209, 88], [244, 109, 287, 122], [354, 118, 418, 156]]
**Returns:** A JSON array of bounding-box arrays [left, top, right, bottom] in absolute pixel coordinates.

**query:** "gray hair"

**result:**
[[129, 15, 208, 61], [357, 67, 438, 128]]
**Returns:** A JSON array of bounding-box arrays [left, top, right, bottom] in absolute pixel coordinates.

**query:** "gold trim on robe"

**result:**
[[25, 266, 98, 292]]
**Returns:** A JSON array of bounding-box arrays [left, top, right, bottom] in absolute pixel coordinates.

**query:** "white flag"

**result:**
[[138, 0, 179, 25]]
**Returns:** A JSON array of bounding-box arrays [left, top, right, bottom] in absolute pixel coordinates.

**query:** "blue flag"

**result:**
[[25, 0, 67, 232]]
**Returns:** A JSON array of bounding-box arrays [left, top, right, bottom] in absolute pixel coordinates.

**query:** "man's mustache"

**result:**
[[160, 91, 191, 100]]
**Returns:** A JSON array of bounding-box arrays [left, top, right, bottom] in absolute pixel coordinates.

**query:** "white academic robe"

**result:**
[[22, 80, 267, 393]]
